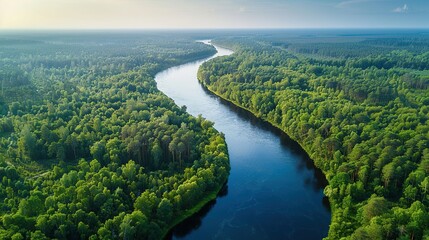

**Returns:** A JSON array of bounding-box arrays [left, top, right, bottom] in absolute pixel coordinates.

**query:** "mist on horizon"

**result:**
[[1, 0, 428, 29]]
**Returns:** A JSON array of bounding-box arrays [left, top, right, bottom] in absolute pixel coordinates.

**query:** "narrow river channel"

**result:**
[[155, 41, 331, 239]]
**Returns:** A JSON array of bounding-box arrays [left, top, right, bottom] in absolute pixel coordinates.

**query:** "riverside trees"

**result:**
[[199, 33, 429, 239], [0, 32, 229, 239]]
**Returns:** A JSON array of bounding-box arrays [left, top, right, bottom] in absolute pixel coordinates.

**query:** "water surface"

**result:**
[[155, 41, 331, 239]]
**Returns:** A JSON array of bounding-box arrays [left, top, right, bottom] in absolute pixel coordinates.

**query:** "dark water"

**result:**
[[155, 41, 331, 240]]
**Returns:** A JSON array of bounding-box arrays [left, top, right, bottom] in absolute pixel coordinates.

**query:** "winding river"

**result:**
[[155, 41, 331, 239]]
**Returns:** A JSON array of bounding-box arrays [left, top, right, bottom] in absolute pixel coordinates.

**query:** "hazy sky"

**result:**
[[0, 0, 428, 29]]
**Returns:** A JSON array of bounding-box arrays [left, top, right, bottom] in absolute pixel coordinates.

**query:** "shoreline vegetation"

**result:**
[[199, 36, 429, 239], [198, 78, 334, 236], [1, 30, 428, 239], [158, 43, 231, 239], [0, 34, 230, 240], [161, 182, 226, 239]]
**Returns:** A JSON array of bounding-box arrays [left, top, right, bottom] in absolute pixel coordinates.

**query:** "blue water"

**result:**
[[155, 41, 331, 240]]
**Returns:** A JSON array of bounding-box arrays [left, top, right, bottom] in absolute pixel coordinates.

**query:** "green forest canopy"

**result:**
[[198, 32, 429, 239], [0, 32, 230, 239]]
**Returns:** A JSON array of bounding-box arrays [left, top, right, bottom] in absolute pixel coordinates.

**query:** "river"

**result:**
[[155, 41, 331, 239]]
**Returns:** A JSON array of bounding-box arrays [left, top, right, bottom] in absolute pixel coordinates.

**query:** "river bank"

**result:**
[[156, 41, 330, 239], [198, 77, 334, 238]]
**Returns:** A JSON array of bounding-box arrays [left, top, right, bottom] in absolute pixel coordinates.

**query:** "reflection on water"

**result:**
[[166, 184, 229, 238], [155, 41, 331, 240], [171, 200, 216, 238]]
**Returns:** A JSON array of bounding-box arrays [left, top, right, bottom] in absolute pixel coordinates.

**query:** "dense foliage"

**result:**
[[0, 32, 229, 239], [199, 33, 429, 239]]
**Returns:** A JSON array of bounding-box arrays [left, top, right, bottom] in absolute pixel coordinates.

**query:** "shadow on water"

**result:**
[[163, 45, 331, 239], [167, 77, 331, 239], [166, 184, 229, 239], [199, 84, 331, 208]]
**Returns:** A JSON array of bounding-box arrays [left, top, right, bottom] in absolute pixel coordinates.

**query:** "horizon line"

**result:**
[[1, 27, 429, 31]]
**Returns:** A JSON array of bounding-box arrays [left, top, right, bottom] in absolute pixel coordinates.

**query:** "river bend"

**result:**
[[155, 41, 330, 240]]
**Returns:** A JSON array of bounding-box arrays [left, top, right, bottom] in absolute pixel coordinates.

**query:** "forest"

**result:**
[[0, 32, 230, 239], [198, 32, 429, 239]]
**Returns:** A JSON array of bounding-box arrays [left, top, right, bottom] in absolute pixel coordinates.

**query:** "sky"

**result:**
[[0, 0, 428, 29]]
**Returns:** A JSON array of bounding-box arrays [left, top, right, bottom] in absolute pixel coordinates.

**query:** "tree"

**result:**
[[156, 198, 173, 222], [119, 211, 148, 240], [150, 142, 162, 169], [18, 192, 44, 217], [122, 160, 137, 181], [362, 196, 389, 224], [90, 140, 106, 163], [134, 191, 157, 217], [17, 125, 37, 160]]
